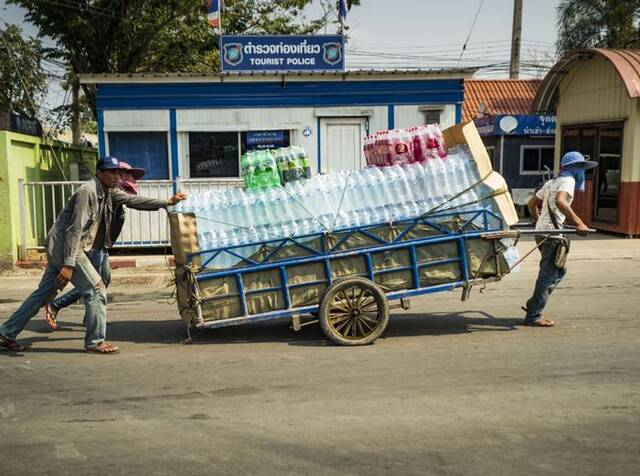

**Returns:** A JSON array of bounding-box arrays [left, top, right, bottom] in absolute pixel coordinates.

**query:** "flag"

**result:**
[[338, 0, 348, 22], [207, 0, 221, 29]]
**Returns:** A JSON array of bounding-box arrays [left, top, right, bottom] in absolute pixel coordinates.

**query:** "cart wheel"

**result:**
[[319, 276, 389, 346]]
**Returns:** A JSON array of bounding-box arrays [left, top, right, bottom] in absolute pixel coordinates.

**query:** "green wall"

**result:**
[[0, 131, 97, 268]]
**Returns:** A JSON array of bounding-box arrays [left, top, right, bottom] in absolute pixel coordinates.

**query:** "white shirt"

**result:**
[[535, 176, 575, 231]]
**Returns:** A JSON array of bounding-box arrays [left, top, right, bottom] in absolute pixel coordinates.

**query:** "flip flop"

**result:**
[[85, 342, 119, 354], [0, 333, 25, 352], [523, 318, 555, 327], [44, 302, 59, 330]]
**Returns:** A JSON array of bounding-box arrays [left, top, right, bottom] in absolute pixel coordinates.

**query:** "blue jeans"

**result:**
[[0, 252, 107, 348], [52, 249, 111, 312], [525, 240, 568, 323]]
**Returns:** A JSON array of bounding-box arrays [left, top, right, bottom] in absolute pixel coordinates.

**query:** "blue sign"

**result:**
[[474, 115, 556, 136], [221, 35, 345, 72], [245, 130, 287, 150]]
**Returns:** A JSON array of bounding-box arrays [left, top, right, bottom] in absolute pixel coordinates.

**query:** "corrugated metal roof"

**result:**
[[533, 49, 640, 113], [462, 79, 542, 121], [80, 67, 478, 84]]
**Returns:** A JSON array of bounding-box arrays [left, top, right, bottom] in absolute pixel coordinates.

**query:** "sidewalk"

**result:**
[[1, 256, 176, 306], [16, 254, 175, 270]]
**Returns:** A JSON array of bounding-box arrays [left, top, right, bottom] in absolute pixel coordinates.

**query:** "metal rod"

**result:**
[[515, 228, 596, 235], [18, 179, 27, 261], [40, 183, 45, 244]]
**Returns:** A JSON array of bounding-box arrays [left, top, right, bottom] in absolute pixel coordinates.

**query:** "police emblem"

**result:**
[[323, 43, 342, 65], [223, 43, 243, 66]]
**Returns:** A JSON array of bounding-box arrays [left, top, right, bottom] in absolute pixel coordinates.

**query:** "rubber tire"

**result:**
[[319, 276, 389, 346]]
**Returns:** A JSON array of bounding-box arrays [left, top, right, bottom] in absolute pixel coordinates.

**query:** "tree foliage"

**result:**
[[0, 24, 47, 118], [557, 0, 640, 54], [11, 0, 361, 116]]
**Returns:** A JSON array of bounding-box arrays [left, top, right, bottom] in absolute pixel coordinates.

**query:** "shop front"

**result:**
[[533, 49, 640, 237]]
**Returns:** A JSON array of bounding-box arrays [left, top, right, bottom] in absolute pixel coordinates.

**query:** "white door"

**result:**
[[320, 118, 366, 173]]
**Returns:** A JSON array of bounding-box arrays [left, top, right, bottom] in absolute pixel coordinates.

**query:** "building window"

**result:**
[[108, 131, 169, 180], [520, 145, 554, 175], [187, 130, 290, 179], [189, 132, 240, 178], [423, 109, 442, 125]]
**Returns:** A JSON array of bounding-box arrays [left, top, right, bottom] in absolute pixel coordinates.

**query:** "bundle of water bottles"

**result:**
[[364, 124, 447, 167], [241, 146, 312, 190], [172, 144, 509, 268]]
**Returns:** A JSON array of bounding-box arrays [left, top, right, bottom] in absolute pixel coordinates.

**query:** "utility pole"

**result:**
[[71, 79, 81, 146], [509, 0, 523, 79]]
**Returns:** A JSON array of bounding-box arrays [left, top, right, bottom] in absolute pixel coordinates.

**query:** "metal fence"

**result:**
[[18, 178, 243, 258]]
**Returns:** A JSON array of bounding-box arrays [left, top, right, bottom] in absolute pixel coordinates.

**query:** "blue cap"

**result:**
[[560, 151, 598, 170], [96, 155, 122, 171]]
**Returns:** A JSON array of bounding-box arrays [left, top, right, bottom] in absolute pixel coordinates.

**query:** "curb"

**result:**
[[16, 255, 175, 270]]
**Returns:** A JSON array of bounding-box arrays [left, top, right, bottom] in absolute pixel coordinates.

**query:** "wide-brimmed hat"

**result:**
[[118, 161, 145, 180], [560, 151, 598, 170]]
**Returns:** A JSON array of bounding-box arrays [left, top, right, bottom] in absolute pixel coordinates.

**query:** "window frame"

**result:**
[[519, 145, 555, 175], [560, 121, 625, 224], [106, 130, 172, 181], [419, 105, 444, 126], [184, 130, 291, 180]]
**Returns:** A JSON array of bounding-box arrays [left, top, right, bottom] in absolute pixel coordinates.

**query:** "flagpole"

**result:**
[[220, 0, 224, 36]]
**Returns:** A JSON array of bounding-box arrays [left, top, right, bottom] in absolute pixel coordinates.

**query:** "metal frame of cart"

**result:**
[[183, 208, 513, 345]]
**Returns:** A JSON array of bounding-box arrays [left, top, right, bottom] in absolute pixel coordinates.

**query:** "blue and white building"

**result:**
[[81, 70, 473, 189]]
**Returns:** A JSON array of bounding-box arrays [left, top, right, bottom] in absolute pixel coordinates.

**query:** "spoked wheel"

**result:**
[[319, 276, 389, 346]]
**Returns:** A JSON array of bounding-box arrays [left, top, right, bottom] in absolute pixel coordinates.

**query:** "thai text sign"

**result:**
[[474, 115, 556, 136], [220, 35, 345, 72]]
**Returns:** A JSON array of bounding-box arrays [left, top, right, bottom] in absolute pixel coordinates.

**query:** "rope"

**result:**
[[419, 172, 493, 220], [277, 185, 330, 232], [331, 172, 353, 231]]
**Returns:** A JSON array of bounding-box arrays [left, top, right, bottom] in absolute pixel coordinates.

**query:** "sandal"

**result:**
[[44, 302, 59, 330], [85, 342, 119, 354], [523, 318, 555, 327], [0, 333, 25, 352]]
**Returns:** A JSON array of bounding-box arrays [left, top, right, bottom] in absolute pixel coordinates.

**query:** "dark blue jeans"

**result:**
[[525, 240, 568, 323], [51, 249, 110, 312]]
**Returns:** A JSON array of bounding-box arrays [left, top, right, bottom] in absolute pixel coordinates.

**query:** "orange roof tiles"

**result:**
[[463, 79, 542, 121]]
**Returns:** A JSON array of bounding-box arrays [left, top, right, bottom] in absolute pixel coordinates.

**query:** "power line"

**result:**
[[457, 0, 486, 67]]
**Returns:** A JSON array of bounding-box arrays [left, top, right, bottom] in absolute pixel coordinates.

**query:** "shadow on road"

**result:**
[[1, 310, 521, 354], [109, 310, 521, 346]]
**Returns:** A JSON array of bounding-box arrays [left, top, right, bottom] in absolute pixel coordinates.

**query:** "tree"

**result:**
[[557, 0, 640, 54], [0, 24, 47, 118], [11, 0, 361, 117]]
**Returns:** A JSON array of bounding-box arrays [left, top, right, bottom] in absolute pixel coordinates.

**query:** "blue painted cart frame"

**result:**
[[182, 208, 512, 344]]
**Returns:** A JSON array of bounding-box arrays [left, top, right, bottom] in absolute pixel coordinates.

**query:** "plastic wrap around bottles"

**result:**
[[171, 145, 517, 269], [364, 124, 447, 167], [243, 146, 311, 190]]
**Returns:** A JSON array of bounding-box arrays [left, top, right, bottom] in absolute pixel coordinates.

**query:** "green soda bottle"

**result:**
[[296, 146, 312, 179], [275, 148, 288, 185], [241, 151, 255, 189], [264, 149, 280, 188], [254, 150, 266, 189], [284, 147, 304, 184]]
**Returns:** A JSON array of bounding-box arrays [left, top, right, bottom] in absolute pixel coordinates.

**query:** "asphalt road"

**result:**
[[1, 237, 639, 475]]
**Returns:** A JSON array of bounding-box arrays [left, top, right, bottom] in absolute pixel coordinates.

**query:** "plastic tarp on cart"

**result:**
[[172, 219, 509, 324]]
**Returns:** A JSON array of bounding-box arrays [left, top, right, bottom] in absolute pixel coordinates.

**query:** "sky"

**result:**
[[1, 0, 563, 115]]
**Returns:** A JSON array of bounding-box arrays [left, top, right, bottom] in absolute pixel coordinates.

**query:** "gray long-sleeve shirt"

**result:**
[[45, 177, 167, 268]]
